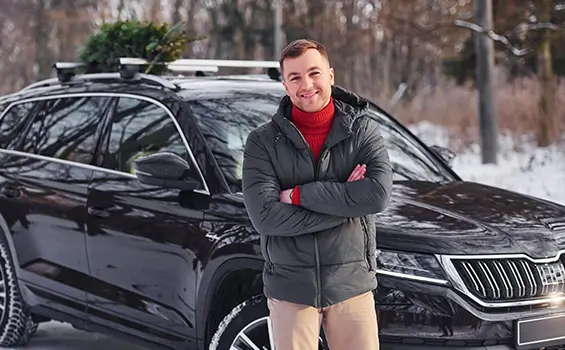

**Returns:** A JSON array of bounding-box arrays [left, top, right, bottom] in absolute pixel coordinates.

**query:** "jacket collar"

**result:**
[[272, 85, 369, 151]]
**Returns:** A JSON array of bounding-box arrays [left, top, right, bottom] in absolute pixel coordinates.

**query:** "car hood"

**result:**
[[376, 181, 565, 258]]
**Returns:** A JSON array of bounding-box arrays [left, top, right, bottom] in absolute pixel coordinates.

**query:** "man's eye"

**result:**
[[311, 72, 321, 76]]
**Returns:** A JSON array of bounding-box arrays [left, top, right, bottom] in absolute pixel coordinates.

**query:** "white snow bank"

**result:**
[[408, 121, 565, 206]]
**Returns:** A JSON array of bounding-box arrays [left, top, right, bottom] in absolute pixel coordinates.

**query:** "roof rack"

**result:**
[[22, 57, 282, 91], [117, 58, 220, 79], [117, 57, 281, 79], [117, 57, 279, 70], [22, 72, 181, 91]]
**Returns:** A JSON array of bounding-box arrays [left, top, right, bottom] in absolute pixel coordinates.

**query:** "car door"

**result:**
[[0, 95, 111, 316], [85, 94, 208, 348]]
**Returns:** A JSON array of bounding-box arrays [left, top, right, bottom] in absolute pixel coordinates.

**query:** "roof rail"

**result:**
[[22, 57, 282, 91], [22, 72, 180, 91], [118, 57, 279, 70], [118, 58, 219, 72], [118, 57, 281, 80], [117, 58, 219, 79]]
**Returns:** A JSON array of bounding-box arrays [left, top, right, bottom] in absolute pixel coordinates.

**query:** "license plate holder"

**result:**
[[515, 313, 565, 349]]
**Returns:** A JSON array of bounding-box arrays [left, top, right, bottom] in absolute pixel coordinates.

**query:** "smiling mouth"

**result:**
[[300, 91, 318, 99]]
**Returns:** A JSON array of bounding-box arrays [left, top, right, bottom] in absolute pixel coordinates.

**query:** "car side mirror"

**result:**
[[133, 152, 200, 191], [430, 145, 456, 167]]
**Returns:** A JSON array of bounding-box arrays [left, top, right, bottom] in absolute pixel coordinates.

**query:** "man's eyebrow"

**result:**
[[287, 66, 323, 77]]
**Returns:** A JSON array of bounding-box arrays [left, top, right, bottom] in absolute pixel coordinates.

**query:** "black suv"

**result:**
[[0, 58, 564, 350]]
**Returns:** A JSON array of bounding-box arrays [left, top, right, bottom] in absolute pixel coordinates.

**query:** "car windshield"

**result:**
[[186, 92, 456, 193]]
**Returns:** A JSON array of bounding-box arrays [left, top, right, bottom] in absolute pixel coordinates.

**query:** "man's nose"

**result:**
[[300, 76, 314, 90]]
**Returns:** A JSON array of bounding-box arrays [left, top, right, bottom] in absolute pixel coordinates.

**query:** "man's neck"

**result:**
[[291, 97, 335, 130]]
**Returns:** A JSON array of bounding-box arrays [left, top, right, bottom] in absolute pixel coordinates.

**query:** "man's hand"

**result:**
[[347, 164, 366, 182], [280, 188, 293, 204]]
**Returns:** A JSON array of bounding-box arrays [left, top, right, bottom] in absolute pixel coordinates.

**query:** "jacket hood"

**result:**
[[330, 85, 370, 114]]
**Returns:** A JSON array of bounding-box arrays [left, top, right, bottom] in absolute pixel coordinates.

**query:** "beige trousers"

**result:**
[[267, 291, 380, 350]]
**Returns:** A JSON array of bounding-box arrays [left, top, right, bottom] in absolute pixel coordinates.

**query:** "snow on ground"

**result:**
[[7, 122, 565, 349], [409, 121, 565, 206]]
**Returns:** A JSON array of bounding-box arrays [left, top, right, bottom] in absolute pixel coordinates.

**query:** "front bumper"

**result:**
[[376, 275, 565, 349]]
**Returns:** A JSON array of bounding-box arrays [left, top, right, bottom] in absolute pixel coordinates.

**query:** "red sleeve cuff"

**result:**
[[291, 185, 301, 205]]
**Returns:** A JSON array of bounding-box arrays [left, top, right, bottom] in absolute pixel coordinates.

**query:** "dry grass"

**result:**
[[388, 73, 565, 152]]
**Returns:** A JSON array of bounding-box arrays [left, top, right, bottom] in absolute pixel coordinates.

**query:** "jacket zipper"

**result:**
[[287, 119, 327, 308], [314, 235, 321, 307], [314, 147, 329, 308]]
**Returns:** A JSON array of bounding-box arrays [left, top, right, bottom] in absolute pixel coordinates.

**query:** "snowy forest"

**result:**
[[1, 0, 564, 149]]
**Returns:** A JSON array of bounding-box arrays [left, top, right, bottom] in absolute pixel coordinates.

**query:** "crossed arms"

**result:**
[[242, 118, 393, 237]]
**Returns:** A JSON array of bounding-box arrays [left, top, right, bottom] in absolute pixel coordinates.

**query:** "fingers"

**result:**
[[347, 164, 366, 182], [347, 165, 359, 182], [357, 164, 366, 180], [353, 164, 366, 180], [348, 164, 361, 181]]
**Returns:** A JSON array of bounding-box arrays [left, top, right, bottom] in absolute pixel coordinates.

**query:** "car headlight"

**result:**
[[376, 249, 450, 285]]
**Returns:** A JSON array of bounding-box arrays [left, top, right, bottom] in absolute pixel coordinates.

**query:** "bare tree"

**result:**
[[475, 0, 498, 164], [415, 0, 565, 146]]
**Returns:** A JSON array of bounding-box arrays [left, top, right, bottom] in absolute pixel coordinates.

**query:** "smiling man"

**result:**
[[242, 39, 393, 350]]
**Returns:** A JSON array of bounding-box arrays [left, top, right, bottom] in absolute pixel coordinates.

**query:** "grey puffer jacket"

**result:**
[[242, 85, 393, 308]]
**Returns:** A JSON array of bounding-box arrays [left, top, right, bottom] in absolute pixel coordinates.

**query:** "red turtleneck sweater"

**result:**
[[290, 97, 335, 205]]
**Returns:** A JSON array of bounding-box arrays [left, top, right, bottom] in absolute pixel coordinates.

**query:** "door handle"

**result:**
[[87, 204, 122, 218], [87, 207, 111, 218]]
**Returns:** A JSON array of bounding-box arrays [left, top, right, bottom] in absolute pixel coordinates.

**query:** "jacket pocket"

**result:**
[[361, 217, 376, 272]]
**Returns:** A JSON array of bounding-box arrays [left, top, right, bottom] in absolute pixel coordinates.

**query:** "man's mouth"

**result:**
[[300, 91, 318, 100]]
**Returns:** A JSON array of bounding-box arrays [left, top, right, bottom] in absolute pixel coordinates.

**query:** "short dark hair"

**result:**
[[279, 39, 330, 73]]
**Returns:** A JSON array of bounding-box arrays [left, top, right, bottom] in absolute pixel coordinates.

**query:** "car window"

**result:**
[[186, 94, 280, 193], [187, 94, 454, 193], [104, 97, 190, 175], [0, 102, 36, 149], [19, 96, 110, 164], [365, 108, 452, 183]]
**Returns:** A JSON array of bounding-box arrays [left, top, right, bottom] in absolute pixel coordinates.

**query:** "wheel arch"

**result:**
[[195, 255, 264, 350], [0, 215, 35, 305], [0, 216, 19, 268]]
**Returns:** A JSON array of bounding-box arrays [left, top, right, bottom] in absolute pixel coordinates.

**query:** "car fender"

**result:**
[[0, 214, 37, 305], [195, 253, 264, 349]]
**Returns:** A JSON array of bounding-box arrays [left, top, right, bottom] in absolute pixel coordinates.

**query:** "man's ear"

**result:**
[[329, 67, 335, 85], [282, 80, 290, 95]]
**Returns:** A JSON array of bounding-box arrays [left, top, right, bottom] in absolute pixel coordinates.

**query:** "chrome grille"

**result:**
[[452, 258, 565, 301]]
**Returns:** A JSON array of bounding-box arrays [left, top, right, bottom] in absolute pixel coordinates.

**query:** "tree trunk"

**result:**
[[171, 0, 183, 24], [147, 0, 162, 22], [536, 0, 555, 147], [474, 0, 498, 164], [33, 0, 52, 81], [117, 0, 126, 19]]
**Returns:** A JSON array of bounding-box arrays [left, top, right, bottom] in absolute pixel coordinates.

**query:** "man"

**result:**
[[242, 39, 393, 350]]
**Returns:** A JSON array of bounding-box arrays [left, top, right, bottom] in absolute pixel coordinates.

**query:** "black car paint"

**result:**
[[378, 181, 565, 258], [0, 77, 563, 350]]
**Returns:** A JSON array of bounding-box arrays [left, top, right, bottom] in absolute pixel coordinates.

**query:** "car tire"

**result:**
[[209, 294, 327, 350], [208, 294, 270, 350], [0, 232, 37, 347]]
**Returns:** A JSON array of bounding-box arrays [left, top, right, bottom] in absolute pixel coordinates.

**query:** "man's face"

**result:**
[[281, 49, 334, 113]]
